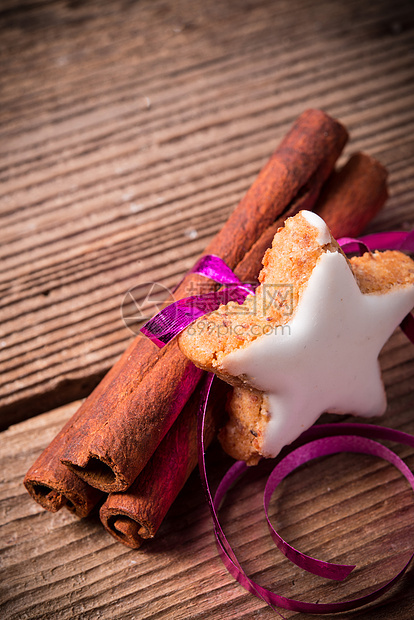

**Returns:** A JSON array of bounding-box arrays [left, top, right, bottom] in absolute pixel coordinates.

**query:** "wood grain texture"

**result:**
[[1, 0, 414, 426], [1, 331, 414, 619], [1, 0, 414, 616]]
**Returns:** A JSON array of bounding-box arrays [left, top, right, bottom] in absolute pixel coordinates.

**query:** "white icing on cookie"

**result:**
[[301, 210, 331, 245], [222, 250, 414, 458]]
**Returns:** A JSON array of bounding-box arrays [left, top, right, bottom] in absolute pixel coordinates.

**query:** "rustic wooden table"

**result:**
[[1, 0, 414, 618]]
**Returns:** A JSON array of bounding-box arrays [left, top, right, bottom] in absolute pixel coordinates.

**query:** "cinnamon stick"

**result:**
[[98, 149, 389, 547], [23, 345, 129, 516], [57, 110, 347, 494], [23, 110, 347, 516], [237, 152, 388, 281], [99, 379, 229, 547], [23, 303, 173, 515], [314, 151, 388, 237]]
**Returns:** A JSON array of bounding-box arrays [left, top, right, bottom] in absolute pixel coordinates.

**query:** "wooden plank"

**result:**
[[1, 0, 414, 613], [1, 0, 414, 426], [1, 327, 414, 619]]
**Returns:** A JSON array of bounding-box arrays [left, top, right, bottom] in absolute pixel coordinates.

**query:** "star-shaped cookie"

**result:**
[[178, 211, 414, 464]]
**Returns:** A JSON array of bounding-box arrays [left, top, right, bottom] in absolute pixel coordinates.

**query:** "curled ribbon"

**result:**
[[199, 374, 414, 615], [141, 230, 414, 614]]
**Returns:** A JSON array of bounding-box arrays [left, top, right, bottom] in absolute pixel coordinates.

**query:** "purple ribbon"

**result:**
[[198, 374, 414, 615], [141, 232, 414, 347], [141, 255, 255, 347], [141, 229, 414, 613], [338, 229, 414, 255]]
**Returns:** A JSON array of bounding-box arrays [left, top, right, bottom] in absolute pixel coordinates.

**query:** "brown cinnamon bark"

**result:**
[[23, 371, 110, 517], [23, 340, 154, 515], [23, 300, 173, 514], [314, 151, 388, 237], [23, 110, 347, 514], [237, 152, 388, 281], [98, 149, 389, 547], [99, 379, 229, 547], [58, 109, 347, 494]]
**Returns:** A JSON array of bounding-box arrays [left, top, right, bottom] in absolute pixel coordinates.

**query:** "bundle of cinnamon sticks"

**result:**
[[24, 109, 389, 548]]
